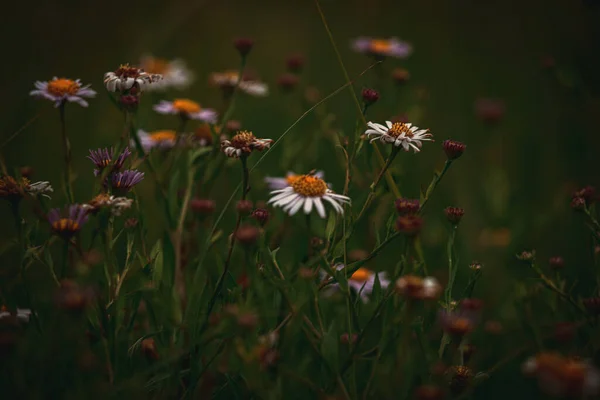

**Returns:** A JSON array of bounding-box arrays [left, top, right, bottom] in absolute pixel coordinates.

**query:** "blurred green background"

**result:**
[[1, 0, 600, 396]]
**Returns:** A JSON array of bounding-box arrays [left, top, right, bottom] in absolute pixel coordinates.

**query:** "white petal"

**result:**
[[303, 197, 313, 214], [385, 121, 393, 128], [314, 197, 326, 218], [288, 198, 305, 216], [323, 196, 344, 214]]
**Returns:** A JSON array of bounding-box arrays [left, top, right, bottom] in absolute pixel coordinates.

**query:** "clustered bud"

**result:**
[[448, 366, 474, 396], [443, 140, 466, 160], [251, 208, 270, 226], [570, 196, 586, 211], [444, 206, 465, 225], [361, 88, 379, 106]]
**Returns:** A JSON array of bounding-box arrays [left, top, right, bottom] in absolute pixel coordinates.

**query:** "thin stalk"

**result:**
[[356, 146, 400, 221], [419, 160, 453, 213], [59, 103, 74, 203]]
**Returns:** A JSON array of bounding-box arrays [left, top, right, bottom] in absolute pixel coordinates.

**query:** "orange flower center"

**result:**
[[350, 268, 372, 283], [172, 99, 201, 114], [52, 218, 79, 232], [142, 57, 169, 75], [291, 175, 328, 197], [115, 64, 141, 78], [231, 131, 256, 148], [150, 130, 177, 143], [47, 79, 80, 96], [195, 124, 215, 144], [285, 174, 299, 186], [387, 122, 413, 138], [370, 39, 392, 54]]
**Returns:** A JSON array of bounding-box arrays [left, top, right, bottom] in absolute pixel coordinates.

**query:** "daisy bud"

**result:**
[[141, 338, 159, 361], [340, 333, 358, 345], [236, 199, 253, 215], [286, 54, 305, 73], [414, 385, 445, 400], [448, 366, 474, 396], [444, 206, 465, 225], [549, 256, 565, 270], [277, 73, 299, 92], [190, 198, 216, 215], [396, 215, 423, 236], [119, 94, 139, 112], [395, 198, 420, 216], [235, 225, 259, 246], [443, 139, 466, 160], [225, 120, 242, 133], [571, 196, 586, 211], [233, 37, 254, 58], [251, 208, 270, 226], [582, 298, 600, 315], [391, 68, 410, 84], [361, 88, 379, 106]]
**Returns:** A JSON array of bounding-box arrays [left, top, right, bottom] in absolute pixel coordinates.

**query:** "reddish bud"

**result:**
[[361, 88, 379, 106], [190, 198, 216, 215], [392, 68, 410, 84], [448, 366, 473, 396], [233, 37, 254, 57], [475, 98, 505, 124], [571, 196, 586, 211], [549, 256, 565, 270], [444, 206, 465, 225], [395, 198, 420, 216], [235, 224, 259, 245], [286, 54, 305, 73], [516, 250, 536, 262], [573, 185, 596, 205], [236, 199, 253, 215], [340, 333, 358, 345], [251, 208, 269, 226], [460, 298, 484, 312], [125, 218, 138, 229], [277, 73, 299, 92], [396, 215, 423, 236], [225, 120, 242, 133], [443, 140, 466, 160]]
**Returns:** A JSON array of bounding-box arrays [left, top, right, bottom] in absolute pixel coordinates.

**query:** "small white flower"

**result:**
[[140, 55, 194, 91], [26, 181, 54, 199], [0, 307, 32, 323], [153, 99, 217, 123], [136, 129, 177, 152], [395, 275, 442, 300], [365, 120, 433, 153], [30, 77, 96, 108], [210, 70, 269, 97], [221, 131, 273, 158], [84, 194, 133, 216], [322, 264, 390, 302], [264, 171, 325, 190], [267, 174, 350, 218], [103, 64, 162, 93]]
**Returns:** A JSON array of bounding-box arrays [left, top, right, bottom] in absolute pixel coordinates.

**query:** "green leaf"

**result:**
[[167, 169, 181, 227], [150, 240, 163, 283], [325, 212, 337, 244], [111, 228, 125, 248], [372, 273, 383, 303], [190, 147, 212, 166]]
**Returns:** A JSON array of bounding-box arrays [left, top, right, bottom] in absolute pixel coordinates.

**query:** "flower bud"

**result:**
[[444, 206, 465, 225], [277, 73, 299, 92], [443, 140, 466, 160], [573, 185, 596, 206], [391, 68, 410, 84], [286, 54, 305, 73], [233, 37, 254, 58], [395, 198, 420, 216], [251, 208, 269, 226], [571, 196, 586, 211], [225, 120, 242, 133], [340, 333, 358, 345], [190, 198, 216, 215], [361, 88, 379, 106], [125, 218, 138, 229], [396, 215, 423, 236], [235, 225, 259, 246], [469, 261, 482, 271], [236, 199, 253, 215], [516, 250, 536, 262], [448, 366, 473, 396], [19, 166, 34, 179]]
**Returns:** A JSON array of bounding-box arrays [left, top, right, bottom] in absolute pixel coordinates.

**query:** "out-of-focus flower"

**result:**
[[361, 88, 379, 106], [414, 385, 445, 400], [210, 70, 269, 97], [26, 181, 54, 199], [469, 261, 483, 271], [251, 208, 270, 226], [395, 198, 420, 215], [444, 207, 465, 225], [221, 130, 273, 158], [522, 352, 600, 398], [87, 147, 131, 176], [395, 275, 442, 300], [277, 73, 299, 92], [583, 298, 600, 315], [104, 64, 162, 93], [391, 68, 410, 84], [475, 98, 505, 124], [365, 120, 433, 152], [83, 194, 133, 216], [549, 256, 565, 270], [48, 204, 89, 238], [439, 299, 482, 338], [233, 37, 254, 57], [448, 366, 474, 396], [396, 215, 424, 236], [326, 264, 390, 302], [443, 140, 466, 160], [195, 124, 215, 147], [136, 130, 177, 152], [140, 55, 194, 91], [153, 99, 218, 123], [30, 77, 96, 107], [111, 170, 144, 193], [0, 307, 31, 323], [141, 338, 159, 361], [572, 185, 596, 206], [0, 176, 28, 202], [190, 198, 216, 215], [19, 166, 34, 179], [268, 173, 350, 218], [516, 250, 536, 263], [286, 54, 305, 73], [55, 280, 94, 313], [235, 224, 260, 246], [236, 200, 253, 215], [265, 171, 325, 191], [352, 37, 412, 59]]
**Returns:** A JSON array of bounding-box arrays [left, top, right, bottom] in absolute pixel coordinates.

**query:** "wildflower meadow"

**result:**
[[1, 1, 600, 399]]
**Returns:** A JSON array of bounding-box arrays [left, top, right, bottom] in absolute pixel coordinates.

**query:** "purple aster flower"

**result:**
[[48, 204, 89, 238], [30, 77, 96, 108], [351, 37, 412, 59], [87, 147, 132, 176], [111, 170, 144, 192]]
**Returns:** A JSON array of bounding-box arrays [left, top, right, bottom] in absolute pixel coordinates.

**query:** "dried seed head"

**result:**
[[469, 261, 483, 271], [443, 140, 466, 160], [361, 88, 380, 106], [395, 198, 420, 216], [444, 206, 465, 225], [233, 37, 254, 57]]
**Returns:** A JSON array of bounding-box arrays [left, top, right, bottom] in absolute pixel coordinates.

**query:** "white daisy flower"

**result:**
[[210, 70, 269, 97], [140, 55, 194, 91], [30, 77, 96, 107], [267, 173, 350, 218], [322, 264, 390, 302], [264, 171, 325, 190], [84, 194, 133, 216], [365, 120, 433, 153], [136, 129, 177, 152], [0, 307, 32, 323], [153, 99, 218, 123], [26, 181, 53, 199], [221, 131, 273, 158], [103, 64, 162, 93]]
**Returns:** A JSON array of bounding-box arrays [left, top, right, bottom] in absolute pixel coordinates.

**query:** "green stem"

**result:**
[[59, 103, 74, 203], [60, 239, 70, 279], [419, 160, 453, 213], [218, 57, 248, 134]]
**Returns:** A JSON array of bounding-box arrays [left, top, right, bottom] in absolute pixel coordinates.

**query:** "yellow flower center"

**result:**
[[285, 174, 299, 185], [291, 175, 328, 197], [172, 99, 201, 114], [47, 79, 80, 96], [52, 218, 79, 232], [387, 122, 413, 138], [350, 268, 372, 283], [231, 131, 256, 148], [370, 39, 392, 54], [150, 130, 177, 143], [142, 57, 169, 74], [88, 194, 111, 209], [115, 64, 141, 78]]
